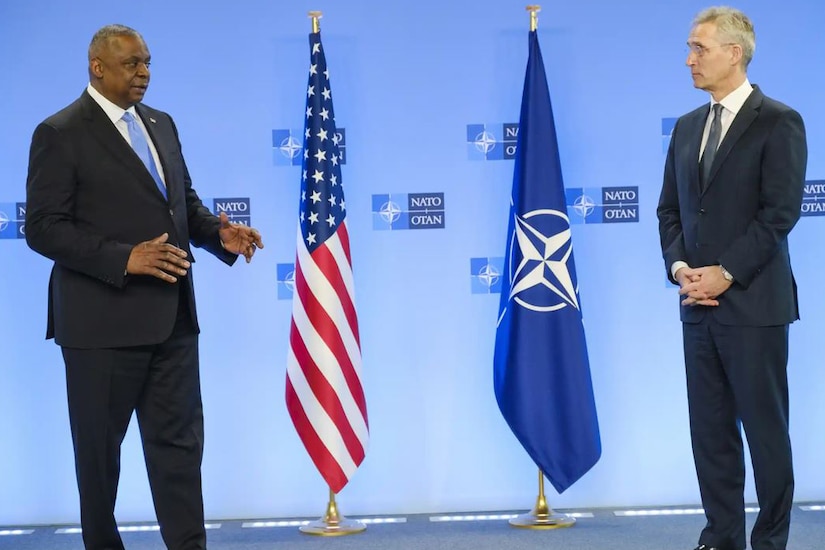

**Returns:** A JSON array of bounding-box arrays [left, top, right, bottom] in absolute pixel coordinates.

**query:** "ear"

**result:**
[[89, 58, 104, 79], [729, 44, 744, 67]]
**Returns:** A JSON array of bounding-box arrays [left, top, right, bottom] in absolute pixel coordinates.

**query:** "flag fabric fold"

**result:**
[[286, 31, 368, 494], [493, 30, 601, 494]]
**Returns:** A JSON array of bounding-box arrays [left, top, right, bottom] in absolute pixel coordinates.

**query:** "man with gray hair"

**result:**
[[26, 24, 264, 549], [657, 6, 806, 550]]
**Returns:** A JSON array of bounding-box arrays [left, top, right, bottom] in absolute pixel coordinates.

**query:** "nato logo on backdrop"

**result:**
[[277, 263, 296, 300], [272, 128, 347, 166], [211, 198, 251, 226], [662, 118, 677, 154], [466, 123, 519, 161], [802, 180, 825, 217], [470, 257, 504, 294], [372, 193, 445, 230], [566, 187, 639, 224], [0, 202, 25, 239]]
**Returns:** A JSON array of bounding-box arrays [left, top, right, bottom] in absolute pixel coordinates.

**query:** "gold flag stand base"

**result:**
[[299, 489, 366, 536], [509, 469, 576, 530]]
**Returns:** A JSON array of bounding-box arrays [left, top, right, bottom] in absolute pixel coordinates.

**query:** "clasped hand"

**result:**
[[676, 265, 733, 307]]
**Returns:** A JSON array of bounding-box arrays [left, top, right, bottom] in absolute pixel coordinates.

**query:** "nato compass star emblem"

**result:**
[[279, 135, 302, 160], [572, 193, 596, 219], [379, 200, 402, 224], [506, 208, 579, 312], [477, 263, 500, 290], [0, 210, 9, 232], [473, 131, 497, 155]]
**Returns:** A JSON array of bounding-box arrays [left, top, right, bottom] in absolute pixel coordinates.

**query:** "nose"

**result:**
[[136, 61, 150, 76]]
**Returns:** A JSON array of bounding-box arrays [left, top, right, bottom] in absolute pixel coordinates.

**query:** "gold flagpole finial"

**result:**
[[309, 11, 323, 33], [526, 5, 541, 32]]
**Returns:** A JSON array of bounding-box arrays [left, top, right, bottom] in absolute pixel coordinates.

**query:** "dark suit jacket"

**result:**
[[657, 85, 807, 326], [26, 90, 237, 349]]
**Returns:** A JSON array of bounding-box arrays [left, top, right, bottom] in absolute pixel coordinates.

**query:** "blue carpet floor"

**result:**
[[1, 505, 823, 549]]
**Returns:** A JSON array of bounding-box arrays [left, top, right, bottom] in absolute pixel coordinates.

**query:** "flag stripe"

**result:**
[[285, 376, 349, 491], [320, 224, 360, 347], [305, 235, 365, 393], [288, 322, 366, 466], [305, 230, 361, 354], [295, 232, 367, 419], [289, 287, 369, 451], [292, 251, 368, 446]]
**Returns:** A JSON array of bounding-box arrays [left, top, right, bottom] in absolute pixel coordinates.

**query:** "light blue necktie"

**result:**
[[122, 111, 167, 199]]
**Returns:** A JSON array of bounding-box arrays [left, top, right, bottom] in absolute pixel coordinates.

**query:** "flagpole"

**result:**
[[309, 9, 322, 33], [508, 8, 579, 529], [509, 469, 575, 529], [528, 4, 540, 31], [299, 487, 366, 536]]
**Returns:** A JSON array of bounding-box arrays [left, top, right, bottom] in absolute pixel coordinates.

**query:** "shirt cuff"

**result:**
[[670, 261, 689, 279]]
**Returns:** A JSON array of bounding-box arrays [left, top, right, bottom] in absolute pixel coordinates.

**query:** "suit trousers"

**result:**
[[683, 316, 793, 550], [62, 287, 206, 550]]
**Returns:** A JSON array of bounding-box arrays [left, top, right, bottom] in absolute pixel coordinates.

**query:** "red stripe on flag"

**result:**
[[293, 261, 367, 459], [306, 252, 367, 422], [302, 245, 368, 421], [338, 222, 353, 266], [313, 232, 361, 349], [285, 376, 348, 493]]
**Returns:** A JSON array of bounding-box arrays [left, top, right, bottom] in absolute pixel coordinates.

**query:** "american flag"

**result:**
[[286, 31, 369, 493]]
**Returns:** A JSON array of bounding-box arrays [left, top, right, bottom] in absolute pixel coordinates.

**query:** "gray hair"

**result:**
[[88, 24, 144, 60], [693, 6, 755, 67]]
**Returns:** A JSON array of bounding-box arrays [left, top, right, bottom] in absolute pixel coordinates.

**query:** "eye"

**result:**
[[687, 44, 707, 56]]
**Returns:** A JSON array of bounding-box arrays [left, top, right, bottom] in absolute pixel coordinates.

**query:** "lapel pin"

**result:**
[[149, 117, 156, 123]]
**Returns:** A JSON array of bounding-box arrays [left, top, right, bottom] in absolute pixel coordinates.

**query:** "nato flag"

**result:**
[[493, 30, 601, 494]]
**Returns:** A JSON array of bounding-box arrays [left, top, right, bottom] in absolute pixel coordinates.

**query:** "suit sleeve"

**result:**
[[25, 122, 133, 287], [718, 109, 807, 287], [167, 116, 238, 267], [657, 118, 687, 285]]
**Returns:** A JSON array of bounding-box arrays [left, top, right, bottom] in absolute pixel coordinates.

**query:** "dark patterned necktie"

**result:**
[[700, 103, 723, 189]]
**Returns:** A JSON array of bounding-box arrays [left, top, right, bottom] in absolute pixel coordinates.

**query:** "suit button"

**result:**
[[169, 209, 174, 216], [699, 209, 706, 215]]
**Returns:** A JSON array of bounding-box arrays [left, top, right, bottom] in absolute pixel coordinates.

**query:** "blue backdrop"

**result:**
[[0, 0, 823, 525]]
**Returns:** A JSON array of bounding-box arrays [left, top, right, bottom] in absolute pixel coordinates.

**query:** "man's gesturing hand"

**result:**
[[126, 233, 191, 283]]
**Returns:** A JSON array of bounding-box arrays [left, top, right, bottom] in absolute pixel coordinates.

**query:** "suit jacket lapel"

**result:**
[[703, 86, 763, 194], [684, 109, 705, 196], [80, 92, 148, 178]]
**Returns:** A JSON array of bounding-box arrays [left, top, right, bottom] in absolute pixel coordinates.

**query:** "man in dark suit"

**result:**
[[657, 7, 806, 550], [25, 24, 264, 550]]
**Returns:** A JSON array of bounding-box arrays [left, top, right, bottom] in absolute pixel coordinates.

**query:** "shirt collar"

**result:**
[[711, 78, 753, 117], [86, 83, 138, 124]]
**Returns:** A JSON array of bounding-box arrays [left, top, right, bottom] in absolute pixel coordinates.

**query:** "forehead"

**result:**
[[104, 34, 150, 57], [688, 22, 718, 44]]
